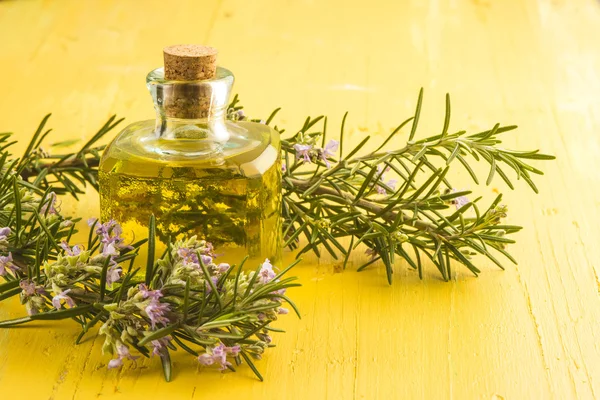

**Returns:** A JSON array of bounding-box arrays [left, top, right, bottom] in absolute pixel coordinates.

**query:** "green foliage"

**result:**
[[275, 90, 554, 283], [0, 122, 298, 382]]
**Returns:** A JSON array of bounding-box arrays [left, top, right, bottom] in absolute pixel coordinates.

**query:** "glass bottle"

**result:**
[[99, 46, 282, 267]]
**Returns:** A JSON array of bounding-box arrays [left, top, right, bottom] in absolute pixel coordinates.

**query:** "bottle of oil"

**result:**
[[99, 45, 282, 267]]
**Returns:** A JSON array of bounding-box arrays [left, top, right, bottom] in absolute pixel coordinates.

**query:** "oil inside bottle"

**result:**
[[99, 119, 282, 268]]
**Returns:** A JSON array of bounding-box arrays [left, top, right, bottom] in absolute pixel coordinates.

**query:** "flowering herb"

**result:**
[[267, 91, 555, 283], [11, 90, 554, 285], [0, 130, 299, 381], [0, 89, 554, 380]]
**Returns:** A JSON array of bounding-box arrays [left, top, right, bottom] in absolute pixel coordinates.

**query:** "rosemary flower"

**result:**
[[60, 219, 74, 228], [200, 254, 213, 266], [204, 275, 219, 293], [177, 246, 199, 265], [151, 336, 172, 357], [0, 253, 18, 276], [93, 219, 132, 254], [19, 280, 47, 316], [375, 165, 398, 195], [145, 296, 171, 328], [0, 227, 10, 248], [101, 242, 119, 258], [197, 353, 215, 366], [138, 283, 164, 300], [449, 188, 470, 209], [25, 295, 47, 316], [258, 259, 276, 284], [40, 192, 58, 215], [294, 144, 313, 163], [108, 341, 139, 369], [106, 264, 122, 285], [198, 344, 241, 371], [51, 289, 76, 310], [320, 139, 339, 168], [59, 241, 82, 256], [216, 263, 230, 273], [19, 280, 38, 296], [365, 248, 377, 259]]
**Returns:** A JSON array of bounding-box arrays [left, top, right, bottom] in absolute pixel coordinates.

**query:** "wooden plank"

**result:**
[[0, 0, 599, 398]]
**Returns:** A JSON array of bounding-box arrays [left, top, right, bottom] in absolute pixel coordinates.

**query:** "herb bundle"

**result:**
[[0, 89, 553, 381], [0, 126, 299, 381], [232, 91, 554, 283]]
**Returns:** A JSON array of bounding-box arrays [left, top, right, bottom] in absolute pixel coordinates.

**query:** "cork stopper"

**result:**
[[160, 44, 220, 119], [163, 45, 217, 81]]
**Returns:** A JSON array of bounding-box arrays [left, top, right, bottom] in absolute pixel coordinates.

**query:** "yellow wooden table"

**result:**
[[1, 0, 600, 399]]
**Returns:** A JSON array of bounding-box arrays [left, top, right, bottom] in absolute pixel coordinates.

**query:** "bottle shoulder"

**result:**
[[100, 119, 280, 178]]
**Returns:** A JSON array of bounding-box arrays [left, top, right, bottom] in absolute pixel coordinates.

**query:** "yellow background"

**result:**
[[1, 0, 600, 399]]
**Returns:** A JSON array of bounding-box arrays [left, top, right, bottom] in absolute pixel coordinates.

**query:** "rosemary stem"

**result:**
[[287, 178, 437, 233]]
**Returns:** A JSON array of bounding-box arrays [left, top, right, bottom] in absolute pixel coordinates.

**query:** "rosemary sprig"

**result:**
[[0, 125, 298, 382], [237, 91, 554, 283], [15, 90, 554, 284]]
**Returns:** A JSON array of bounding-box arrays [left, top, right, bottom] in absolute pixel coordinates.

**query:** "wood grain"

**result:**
[[1, 0, 599, 398]]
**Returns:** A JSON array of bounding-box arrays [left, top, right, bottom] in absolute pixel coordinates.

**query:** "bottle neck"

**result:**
[[154, 113, 229, 141], [146, 67, 234, 140]]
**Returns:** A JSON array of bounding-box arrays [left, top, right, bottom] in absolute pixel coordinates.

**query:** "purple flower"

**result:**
[[294, 144, 313, 163], [52, 289, 75, 310], [320, 139, 339, 168], [87, 218, 98, 227], [102, 242, 120, 259], [59, 241, 82, 257], [375, 165, 397, 195], [281, 162, 287, 173], [202, 242, 216, 258], [138, 284, 163, 300], [365, 248, 377, 259], [200, 254, 213, 266], [108, 342, 139, 369], [20, 280, 36, 296], [258, 259, 276, 284], [145, 297, 170, 329], [0, 227, 11, 240], [60, 219, 74, 228], [19, 280, 45, 296], [197, 344, 240, 370], [450, 189, 470, 209], [204, 276, 219, 293], [106, 265, 122, 285], [216, 263, 230, 273], [198, 353, 214, 366], [455, 196, 469, 209], [107, 358, 123, 369], [151, 336, 172, 357], [278, 307, 289, 315], [177, 247, 199, 265], [376, 179, 398, 194], [94, 219, 132, 255], [227, 345, 241, 357], [0, 253, 19, 276], [40, 192, 58, 215]]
